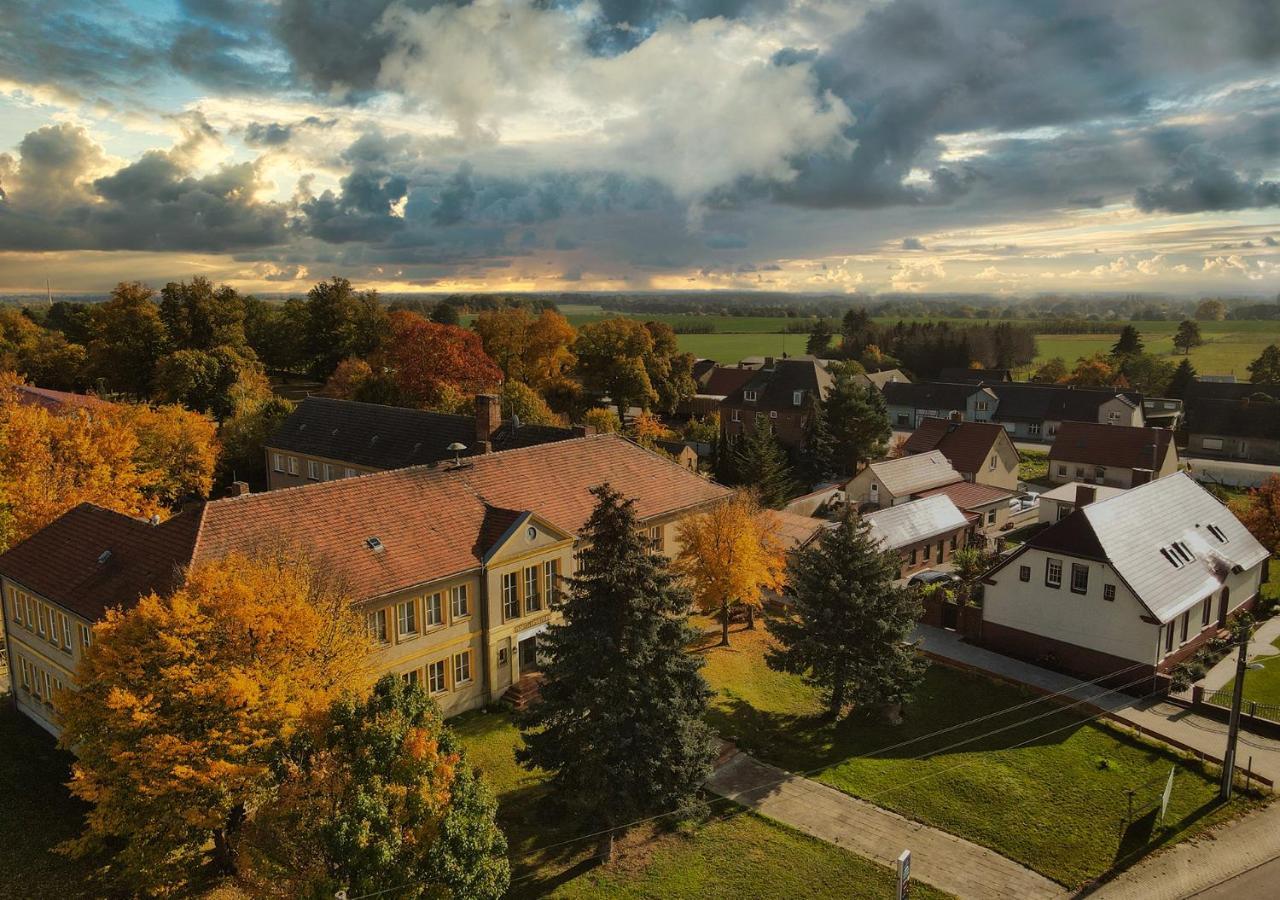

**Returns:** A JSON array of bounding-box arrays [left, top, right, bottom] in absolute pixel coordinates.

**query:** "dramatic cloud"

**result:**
[[0, 0, 1277, 292]]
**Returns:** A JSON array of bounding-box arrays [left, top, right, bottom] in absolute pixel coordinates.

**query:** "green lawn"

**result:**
[[696, 622, 1252, 889], [0, 702, 101, 900], [1018, 449, 1049, 483], [452, 708, 950, 899]]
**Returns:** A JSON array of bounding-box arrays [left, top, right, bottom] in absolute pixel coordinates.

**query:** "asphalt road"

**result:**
[[1187, 854, 1280, 899]]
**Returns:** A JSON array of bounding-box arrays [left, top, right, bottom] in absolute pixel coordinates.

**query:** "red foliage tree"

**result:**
[[379, 311, 502, 408]]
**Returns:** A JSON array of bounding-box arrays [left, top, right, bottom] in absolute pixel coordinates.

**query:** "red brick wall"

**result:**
[[978, 619, 1159, 694], [721, 404, 809, 453]]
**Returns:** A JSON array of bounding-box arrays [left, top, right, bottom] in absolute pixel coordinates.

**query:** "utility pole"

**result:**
[[1220, 630, 1250, 802]]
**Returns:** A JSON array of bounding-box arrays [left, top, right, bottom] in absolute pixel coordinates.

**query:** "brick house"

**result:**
[[1048, 421, 1178, 488], [719, 357, 832, 454], [263, 394, 585, 491], [980, 473, 1267, 690], [0, 435, 730, 736]]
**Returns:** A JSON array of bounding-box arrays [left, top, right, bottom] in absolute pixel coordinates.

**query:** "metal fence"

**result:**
[[1204, 687, 1280, 724]]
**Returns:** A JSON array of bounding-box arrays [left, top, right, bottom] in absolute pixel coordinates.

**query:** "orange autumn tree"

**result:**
[[0, 373, 160, 552], [57, 548, 374, 895], [379, 311, 502, 408], [675, 491, 786, 646], [1232, 475, 1280, 554], [115, 402, 220, 507]]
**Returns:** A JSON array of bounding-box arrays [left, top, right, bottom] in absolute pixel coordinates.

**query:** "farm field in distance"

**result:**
[[500, 305, 1277, 376]]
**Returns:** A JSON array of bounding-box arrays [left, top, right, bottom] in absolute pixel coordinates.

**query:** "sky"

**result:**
[[0, 0, 1278, 296]]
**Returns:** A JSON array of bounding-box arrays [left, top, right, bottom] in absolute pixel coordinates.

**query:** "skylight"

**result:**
[[366, 537, 385, 553]]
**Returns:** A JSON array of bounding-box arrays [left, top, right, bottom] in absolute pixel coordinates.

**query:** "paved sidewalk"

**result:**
[[706, 748, 1065, 900], [1085, 798, 1280, 899], [913, 625, 1280, 784], [1198, 615, 1280, 692]]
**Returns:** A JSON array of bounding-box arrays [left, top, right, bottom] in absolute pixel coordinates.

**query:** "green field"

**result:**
[[697, 620, 1251, 889]]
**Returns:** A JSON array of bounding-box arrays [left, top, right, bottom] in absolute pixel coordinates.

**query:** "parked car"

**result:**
[[908, 570, 959, 588]]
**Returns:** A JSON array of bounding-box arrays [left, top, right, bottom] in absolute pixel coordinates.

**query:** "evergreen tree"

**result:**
[[825, 363, 891, 474], [800, 398, 837, 486], [767, 514, 926, 721], [1247, 344, 1280, 385], [1166, 357, 1197, 398], [806, 319, 834, 357], [1111, 324, 1144, 356], [732, 424, 798, 508], [517, 485, 715, 860], [429, 300, 461, 326]]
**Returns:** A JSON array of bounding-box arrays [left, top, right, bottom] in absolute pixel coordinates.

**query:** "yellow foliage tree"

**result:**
[[114, 403, 220, 506], [0, 373, 161, 552], [675, 492, 786, 646], [583, 406, 622, 434], [630, 409, 676, 448], [57, 549, 374, 895]]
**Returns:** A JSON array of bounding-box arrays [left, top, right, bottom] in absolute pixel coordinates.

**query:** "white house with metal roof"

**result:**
[[981, 473, 1268, 689], [847, 450, 962, 509], [863, 495, 973, 577]]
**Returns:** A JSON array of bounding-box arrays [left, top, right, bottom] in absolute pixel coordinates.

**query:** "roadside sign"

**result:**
[[1159, 766, 1175, 825], [897, 849, 911, 900]]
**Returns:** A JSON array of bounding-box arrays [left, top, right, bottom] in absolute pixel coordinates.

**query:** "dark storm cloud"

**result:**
[[0, 124, 288, 252], [300, 169, 410, 242], [242, 117, 337, 148], [901, 237, 924, 250], [1135, 146, 1280, 213]]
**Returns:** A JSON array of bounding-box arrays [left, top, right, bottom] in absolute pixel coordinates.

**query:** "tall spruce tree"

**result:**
[[732, 423, 798, 508], [825, 364, 892, 475], [1166, 357, 1196, 398], [517, 485, 715, 860], [806, 319, 834, 357], [1111, 325, 1144, 357], [767, 514, 926, 720], [801, 398, 837, 486]]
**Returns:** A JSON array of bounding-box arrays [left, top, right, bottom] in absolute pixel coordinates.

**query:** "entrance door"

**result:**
[[518, 635, 540, 673]]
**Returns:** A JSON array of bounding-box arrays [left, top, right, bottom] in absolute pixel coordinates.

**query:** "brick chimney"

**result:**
[[572, 424, 597, 437], [226, 480, 250, 498], [1075, 485, 1096, 506], [475, 393, 501, 446], [764, 356, 776, 370], [1132, 468, 1153, 486]]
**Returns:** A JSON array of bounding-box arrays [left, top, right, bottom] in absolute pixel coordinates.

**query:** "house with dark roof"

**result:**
[[1048, 422, 1179, 488], [980, 473, 1267, 689], [0, 435, 730, 735], [985, 382, 1144, 441], [1181, 379, 1280, 464], [683, 364, 759, 417], [263, 394, 585, 491], [882, 381, 997, 429], [720, 356, 833, 454], [938, 367, 1013, 383], [902, 417, 1020, 491]]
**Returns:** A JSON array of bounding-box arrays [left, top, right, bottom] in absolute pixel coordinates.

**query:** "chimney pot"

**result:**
[[1075, 485, 1096, 506], [475, 393, 501, 445]]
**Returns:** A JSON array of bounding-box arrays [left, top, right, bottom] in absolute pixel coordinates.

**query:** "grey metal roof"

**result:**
[[864, 495, 969, 551], [1080, 472, 1269, 623], [866, 450, 962, 497]]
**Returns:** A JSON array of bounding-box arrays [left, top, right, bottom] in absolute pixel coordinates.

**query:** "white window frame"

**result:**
[[1202, 437, 1224, 451], [744, 390, 757, 402], [367, 608, 388, 643], [732, 409, 741, 423], [307, 459, 320, 481], [544, 559, 559, 604], [502, 572, 520, 620], [287, 456, 299, 475], [425, 592, 443, 628], [1070, 563, 1089, 595], [1103, 584, 1116, 602], [344, 467, 357, 478], [272, 452, 285, 472], [793, 390, 804, 407], [396, 599, 417, 639], [453, 650, 472, 686], [323, 463, 334, 481], [59, 612, 72, 651], [1046, 557, 1063, 589], [450, 585, 470, 619], [524, 566, 541, 613], [428, 659, 447, 694]]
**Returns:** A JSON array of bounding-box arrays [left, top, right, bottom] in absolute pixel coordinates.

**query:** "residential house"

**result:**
[[915, 480, 1015, 535], [1037, 482, 1126, 525], [865, 369, 910, 390], [882, 381, 996, 429], [986, 382, 1144, 442], [980, 473, 1268, 688], [654, 439, 701, 471], [0, 435, 730, 736], [1142, 397, 1183, 430], [1048, 422, 1179, 488], [263, 394, 585, 491], [846, 450, 963, 509], [685, 365, 757, 418], [720, 356, 832, 454], [14, 385, 113, 415], [1184, 397, 1280, 464], [901, 417, 1020, 491], [863, 495, 973, 578]]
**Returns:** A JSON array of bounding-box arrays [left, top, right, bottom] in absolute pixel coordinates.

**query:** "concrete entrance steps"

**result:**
[[502, 673, 543, 711]]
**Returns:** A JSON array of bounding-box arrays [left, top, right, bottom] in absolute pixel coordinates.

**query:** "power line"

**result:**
[[342, 662, 1157, 900]]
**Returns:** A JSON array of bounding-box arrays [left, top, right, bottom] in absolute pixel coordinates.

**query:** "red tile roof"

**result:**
[[15, 385, 113, 414], [0, 435, 731, 615], [1048, 421, 1175, 470], [915, 480, 1014, 511], [902, 417, 1009, 475], [700, 366, 757, 397]]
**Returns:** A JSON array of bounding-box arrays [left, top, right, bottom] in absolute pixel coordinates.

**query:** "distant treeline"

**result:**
[[828, 312, 1039, 376]]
